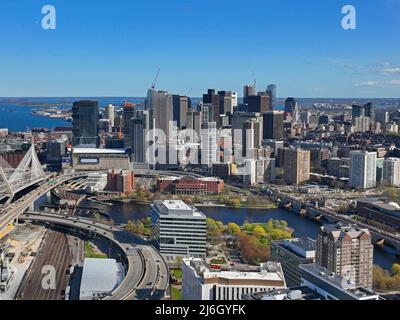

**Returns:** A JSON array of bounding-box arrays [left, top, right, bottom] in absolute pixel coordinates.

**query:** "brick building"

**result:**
[[106, 169, 135, 194], [157, 176, 224, 195]]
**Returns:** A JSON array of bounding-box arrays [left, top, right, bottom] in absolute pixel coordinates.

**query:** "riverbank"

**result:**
[[110, 198, 278, 210]]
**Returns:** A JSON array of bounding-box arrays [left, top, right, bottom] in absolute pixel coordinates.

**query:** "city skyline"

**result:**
[[0, 0, 400, 98]]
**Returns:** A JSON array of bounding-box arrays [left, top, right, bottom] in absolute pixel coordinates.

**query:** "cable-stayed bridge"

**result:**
[[0, 144, 46, 204]]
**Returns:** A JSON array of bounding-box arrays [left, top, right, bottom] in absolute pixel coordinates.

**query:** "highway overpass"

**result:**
[[20, 211, 169, 300], [0, 173, 90, 238]]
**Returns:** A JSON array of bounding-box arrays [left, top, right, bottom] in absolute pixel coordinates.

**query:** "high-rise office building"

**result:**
[[203, 89, 220, 123], [123, 102, 135, 151], [72, 100, 100, 148], [284, 97, 298, 118], [243, 84, 256, 98], [104, 104, 115, 130], [146, 89, 173, 140], [201, 122, 218, 168], [173, 95, 191, 129], [352, 103, 375, 122], [349, 151, 377, 189], [132, 110, 150, 164], [316, 223, 373, 289], [283, 148, 310, 185], [375, 111, 389, 125], [263, 111, 284, 140], [245, 94, 271, 114], [383, 157, 400, 187], [151, 200, 207, 260], [267, 84, 277, 108]]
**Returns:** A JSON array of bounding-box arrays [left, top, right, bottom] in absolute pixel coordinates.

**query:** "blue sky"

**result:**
[[0, 0, 399, 98]]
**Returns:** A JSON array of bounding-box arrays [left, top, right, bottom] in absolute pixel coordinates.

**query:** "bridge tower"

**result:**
[[0, 143, 46, 204]]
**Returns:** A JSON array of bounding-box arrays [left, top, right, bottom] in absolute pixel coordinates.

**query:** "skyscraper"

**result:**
[[383, 158, 400, 187], [123, 102, 135, 151], [352, 103, 375, 122], [146, 90, 174, 140], [245, 94, 271, 114], [283, 148, 310, 185], [263, 111, 284, 140], [104, 104, 115, 130], [284, 97, 298, 118], [267, 84, 277, 107], [203, 89, 220, 123], [72, 100, 99, 148], [243, 84, 256, 98], [173, 95, 191, 129], [132, 110, 150, 164], [316, 224, 373, 289], [349, 151, 377, 189]]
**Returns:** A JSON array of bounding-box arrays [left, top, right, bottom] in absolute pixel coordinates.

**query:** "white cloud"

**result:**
[[382, 68, 400, 74], [355, 81, 381, 87], [386, 80, 400, 86]]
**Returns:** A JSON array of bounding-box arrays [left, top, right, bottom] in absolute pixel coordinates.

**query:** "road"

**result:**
[[0, 173, 89, 234], [19, 211, 169, 300]]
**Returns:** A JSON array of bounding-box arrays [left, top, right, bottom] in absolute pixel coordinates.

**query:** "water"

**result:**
[[0, 97, 145, 132], [75, 199, 399, 271]]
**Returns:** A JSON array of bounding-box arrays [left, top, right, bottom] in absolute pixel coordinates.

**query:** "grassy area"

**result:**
[[85, 242, 107, 259], [171, 269, 183, 279], [171, 287, 183, 300]]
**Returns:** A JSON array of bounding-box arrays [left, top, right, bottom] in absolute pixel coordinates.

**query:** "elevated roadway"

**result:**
[[0, 173, 89, 236], [20, 211, 169, 300]]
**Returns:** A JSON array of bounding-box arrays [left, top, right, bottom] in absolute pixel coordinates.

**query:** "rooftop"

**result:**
[[243, 286, 324, 301], [73, 148, 126, 155], [79, 258, 124, 300], [153, 200, 205, 218], [299, 264, 379, 300], [185, 258, 285, 283]]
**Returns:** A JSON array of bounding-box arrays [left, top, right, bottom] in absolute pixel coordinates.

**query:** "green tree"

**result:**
[[253, 225, 266, 239], [227, 223, 241, 235], [392, 263, 400, 276]]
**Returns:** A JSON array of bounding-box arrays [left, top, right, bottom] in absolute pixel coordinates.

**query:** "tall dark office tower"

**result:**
[[352, 104, 365, 118], [363, 102, 375, 121], [132, 110, 149, 163], [218, 91, 233, 116], [203, 89, 219, 122], [245, 94, 271, 114], [263, 111, 284, 140], [267, 84, 277, 107], [284, 97, 298, 117], [72, 100, 99, 148], [123, 102, 135, 152], [173, 95, 191, 129], [243, 85, 256, 98], [352, 103, 375, 122]]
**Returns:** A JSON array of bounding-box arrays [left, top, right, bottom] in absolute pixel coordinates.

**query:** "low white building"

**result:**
[[151, 200, 207, 261], [79, 258, 125, 300], [182, 258, 287, 300], [85, 172, 108, 193]]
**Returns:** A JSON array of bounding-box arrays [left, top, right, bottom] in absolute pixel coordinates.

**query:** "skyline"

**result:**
[[0, 0, 399, 98]]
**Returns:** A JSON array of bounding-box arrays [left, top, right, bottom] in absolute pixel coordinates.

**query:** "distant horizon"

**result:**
[[1, 96, 400, 100]]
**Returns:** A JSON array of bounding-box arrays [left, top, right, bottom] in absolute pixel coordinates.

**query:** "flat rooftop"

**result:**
[[153, 200, 205, 218], [73, 148, 126, 155], [79, 258, 124, 300]]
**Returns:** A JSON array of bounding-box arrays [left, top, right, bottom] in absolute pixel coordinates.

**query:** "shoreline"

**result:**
[[111, 198, 278, 210]]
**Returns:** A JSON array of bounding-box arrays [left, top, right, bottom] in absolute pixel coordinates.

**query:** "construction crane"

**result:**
[[151, 68, 161, 90]]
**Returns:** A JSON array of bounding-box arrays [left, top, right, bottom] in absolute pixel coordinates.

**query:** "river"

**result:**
[[70, 199, 399, 271]]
